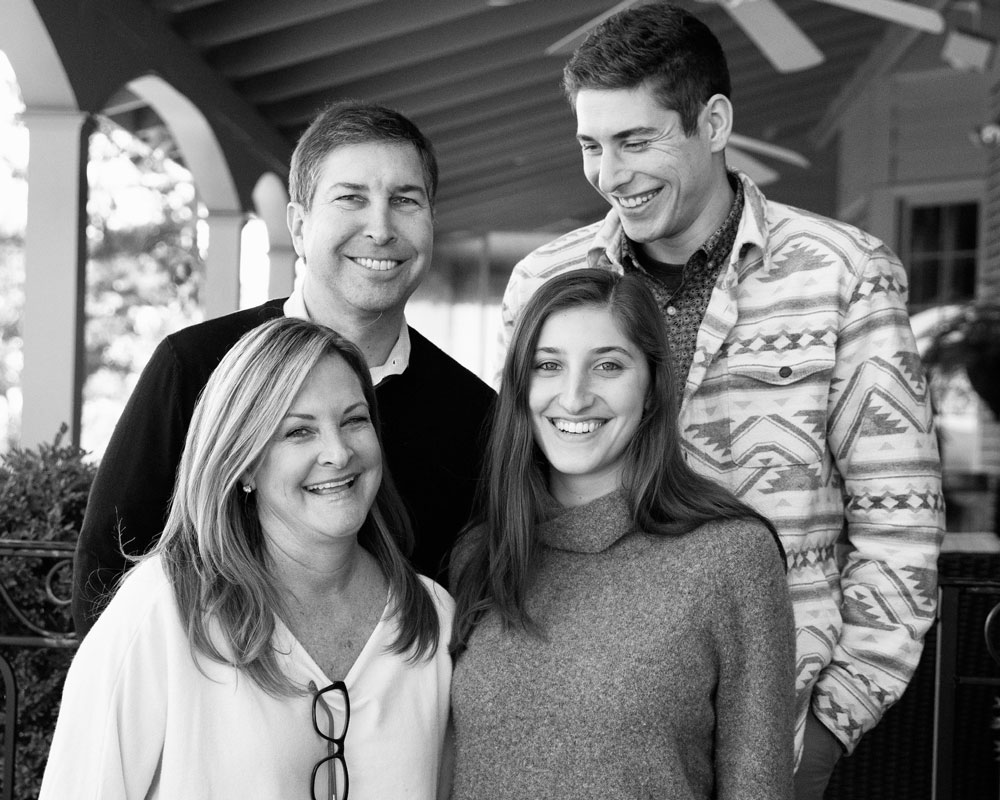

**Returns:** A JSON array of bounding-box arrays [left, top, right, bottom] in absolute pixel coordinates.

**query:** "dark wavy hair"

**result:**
[[155, 317, 440, 696], [562, 3, 730, 136], [289, 99, 438, 209], [451, 269, 779, 651]]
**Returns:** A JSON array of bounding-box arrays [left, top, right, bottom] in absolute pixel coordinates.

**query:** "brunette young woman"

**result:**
[[449, 269, 795, 800]]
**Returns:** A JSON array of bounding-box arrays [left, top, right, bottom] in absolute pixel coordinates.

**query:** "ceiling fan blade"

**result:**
[[726, 146, 780, 185], [813, 0, 945, 34], [728, 133, 811, 168], [545, 0, 647, 56], [712, 0, 825, 73]]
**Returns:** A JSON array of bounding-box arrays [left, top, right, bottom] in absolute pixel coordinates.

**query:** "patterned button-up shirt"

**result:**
[[620, 174, 745, 399], [497, 171, 945, 759]]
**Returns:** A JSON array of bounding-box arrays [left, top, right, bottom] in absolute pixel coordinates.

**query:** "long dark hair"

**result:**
[[451, 269, 778, 651]]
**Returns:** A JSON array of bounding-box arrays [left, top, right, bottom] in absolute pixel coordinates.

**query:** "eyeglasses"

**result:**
[[311, 680, 350, 800]]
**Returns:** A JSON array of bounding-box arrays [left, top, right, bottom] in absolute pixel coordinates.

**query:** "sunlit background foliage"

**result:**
[[0, 51, 205, 456]]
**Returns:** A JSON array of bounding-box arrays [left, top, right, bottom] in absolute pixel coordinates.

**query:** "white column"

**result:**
[[268, 243, 297, 298], [203, 209, 245, 319], [20, 108, 91, 449], [250, 173, 294, 300]]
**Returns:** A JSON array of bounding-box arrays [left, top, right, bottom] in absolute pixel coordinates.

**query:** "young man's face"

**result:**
[[287, 141, 434, 323], [574, 83, 728, 262]]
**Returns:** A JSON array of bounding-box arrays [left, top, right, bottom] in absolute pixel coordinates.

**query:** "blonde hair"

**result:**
[[155, 317, 440, 695]]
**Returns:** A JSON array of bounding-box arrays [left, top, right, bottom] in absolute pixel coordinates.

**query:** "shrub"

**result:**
[[0, 426, 95, 800]]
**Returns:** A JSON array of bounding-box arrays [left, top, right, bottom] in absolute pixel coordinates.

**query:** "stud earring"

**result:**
[[242, 484, 255, 494]]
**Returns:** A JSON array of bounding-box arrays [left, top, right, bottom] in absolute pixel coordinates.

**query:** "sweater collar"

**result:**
[[538, 490, 633, 554]]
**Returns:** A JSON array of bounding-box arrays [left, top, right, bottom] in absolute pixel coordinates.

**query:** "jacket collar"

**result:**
[[585, 170, 770, 279]]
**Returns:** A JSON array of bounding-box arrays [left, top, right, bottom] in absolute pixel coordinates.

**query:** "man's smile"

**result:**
[[614, 189, 660, 209], [350, 256, 403, 271]]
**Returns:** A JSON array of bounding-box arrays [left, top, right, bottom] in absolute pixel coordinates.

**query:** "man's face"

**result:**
[[574, 84, 724, 261], [288, 142, 433, 321]]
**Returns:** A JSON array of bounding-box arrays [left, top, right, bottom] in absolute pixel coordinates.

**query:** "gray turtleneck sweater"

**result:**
[[450, 491, 796, 800]]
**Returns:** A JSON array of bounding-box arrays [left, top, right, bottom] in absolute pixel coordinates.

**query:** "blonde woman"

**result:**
[[42, 317, 452, 799]]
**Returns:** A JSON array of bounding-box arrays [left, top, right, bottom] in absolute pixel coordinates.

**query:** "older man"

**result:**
[[74, 101, 495, 635], [498, 6, 944, 798]]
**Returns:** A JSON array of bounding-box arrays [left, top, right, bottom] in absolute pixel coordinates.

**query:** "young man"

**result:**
[[498, 6, 943, 798], [73, 101, 495, 636]]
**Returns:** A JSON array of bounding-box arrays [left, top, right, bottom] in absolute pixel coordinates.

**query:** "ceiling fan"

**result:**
[[544, 0, 946, 73], [491, 0, 943, 181], [515, 0, 945, 182]]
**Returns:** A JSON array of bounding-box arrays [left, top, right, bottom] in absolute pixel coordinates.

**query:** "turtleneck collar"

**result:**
[[537, 490, 634, 554]]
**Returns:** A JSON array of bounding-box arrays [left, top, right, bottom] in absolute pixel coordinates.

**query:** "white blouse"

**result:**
[[40, 556, 453, 800]]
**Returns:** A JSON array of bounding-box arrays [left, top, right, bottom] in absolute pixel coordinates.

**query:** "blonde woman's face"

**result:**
[[251, 354, 382, 551]]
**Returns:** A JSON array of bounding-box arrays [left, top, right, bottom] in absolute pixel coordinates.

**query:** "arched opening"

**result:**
[[252, 171, 295, 301], [1, 1, 86, 451], [0, 52, 27, 451]]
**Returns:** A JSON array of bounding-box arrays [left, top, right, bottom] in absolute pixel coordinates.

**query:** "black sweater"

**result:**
[[72, 299, 496, 635]]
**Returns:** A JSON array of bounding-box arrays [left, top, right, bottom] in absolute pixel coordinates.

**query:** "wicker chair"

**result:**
[[826, 552, 1000, 800]]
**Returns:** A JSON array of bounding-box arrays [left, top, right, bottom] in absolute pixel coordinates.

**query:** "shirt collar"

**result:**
[[731, 170, 769, 267], [619, 171, 743, 274], [282, 283, 410, 385]]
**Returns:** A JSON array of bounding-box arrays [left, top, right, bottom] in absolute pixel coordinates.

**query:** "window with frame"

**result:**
[[899, 201, 979, 312]]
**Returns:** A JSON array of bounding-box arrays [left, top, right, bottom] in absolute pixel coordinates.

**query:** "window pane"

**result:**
[[909, 257, 940, 307], [904, 201, 979, 309], [949, 203, 978, 251], [910, 206, 942, 252], [950, 255, 977, 302]]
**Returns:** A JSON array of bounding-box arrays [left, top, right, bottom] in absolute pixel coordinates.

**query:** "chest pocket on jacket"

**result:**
[[725, 354, 834, 467]]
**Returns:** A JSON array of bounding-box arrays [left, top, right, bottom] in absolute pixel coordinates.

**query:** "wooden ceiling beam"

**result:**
[[394, 59, 564, 119], [414, 88, 566, 138], [439, 144, 584, 198], [437, 119, 578, 174], [436, 170, 603, 235], [256, 57, 559, 123], [178, 0, 379, 47], [255, 21, 573, 127], [211, 0, 483, 78], [416, 82, 565, 138], [437, 159, 584, 211], [269, 92, 574, 167], [428, 94, 572, 144], [437, 105, 575, 157], [149, 0, 221, 11], [222, 0, 609, 90]]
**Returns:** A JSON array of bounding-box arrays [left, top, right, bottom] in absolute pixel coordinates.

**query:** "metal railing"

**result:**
[[0, 539, 78, 800]]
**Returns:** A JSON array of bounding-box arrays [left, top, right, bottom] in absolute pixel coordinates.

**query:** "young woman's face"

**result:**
[[251, 353, 382, 551], [528, 305, 650, 507]]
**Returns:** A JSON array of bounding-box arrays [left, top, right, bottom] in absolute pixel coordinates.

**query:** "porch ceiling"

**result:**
[[113, 0, 948, 236]]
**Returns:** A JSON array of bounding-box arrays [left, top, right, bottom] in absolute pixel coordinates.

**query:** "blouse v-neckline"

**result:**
[[273, 589, 392, 686]]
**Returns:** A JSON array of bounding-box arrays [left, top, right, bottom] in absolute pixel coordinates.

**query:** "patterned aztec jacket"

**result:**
[[498, 171, 945, 759]]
